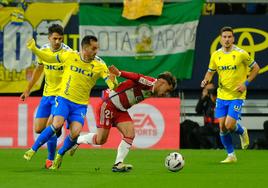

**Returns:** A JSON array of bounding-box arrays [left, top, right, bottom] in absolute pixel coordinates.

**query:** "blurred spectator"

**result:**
[[244, 3, 267, 14], [214, 3, 267, 15], [214, 3, 233, 14], [195, 83, 223, 149]]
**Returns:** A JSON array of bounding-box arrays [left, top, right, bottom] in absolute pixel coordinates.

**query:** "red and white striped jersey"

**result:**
[[102, 71, 156, 111]]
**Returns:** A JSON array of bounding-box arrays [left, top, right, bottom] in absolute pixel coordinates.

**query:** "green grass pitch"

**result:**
[[0, 149, 268, 188]]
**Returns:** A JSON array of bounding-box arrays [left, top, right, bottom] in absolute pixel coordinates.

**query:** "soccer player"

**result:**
[[69, 65, 177, 172], [23, 35, 117, 169], [20, 24, 71, 169], [201, 26, 260, 163]]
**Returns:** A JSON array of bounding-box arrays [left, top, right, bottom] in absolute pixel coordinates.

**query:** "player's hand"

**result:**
[[236, 83, 246, 93], [201, 79, 208, 88], [20, 90, 30, 101], [109, 73, 116, 82], [109, 65, 121, 76], [27, 38, 36, 50]]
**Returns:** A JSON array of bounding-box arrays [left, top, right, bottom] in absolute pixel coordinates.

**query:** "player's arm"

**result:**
[[108, 73, 119, 88], [100, 65, 118, 90], [109, 65, 141, 81], [201, 53, 217, 87], [247, 63, 260, 82], [237, 52, 260, 92], [201, 71, 215, 88], [27, 39, 62, 64], [20, 63, 43, 101]]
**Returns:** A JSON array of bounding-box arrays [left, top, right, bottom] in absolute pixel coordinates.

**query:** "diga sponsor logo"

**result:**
[[211, 28, 268, 74], [44, 64, 63, 71], [218, 65, 237, 70], [70, 65, 93, 77], [129, 103, 165, 148]]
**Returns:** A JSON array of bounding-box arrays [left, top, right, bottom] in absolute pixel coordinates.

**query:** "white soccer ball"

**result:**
[[165, 152, 185, 172]]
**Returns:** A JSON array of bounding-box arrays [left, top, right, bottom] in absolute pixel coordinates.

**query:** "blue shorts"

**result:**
[[35, 96, 56, 118], [215, 99, 244, 120], [53, 96, 87, 126]]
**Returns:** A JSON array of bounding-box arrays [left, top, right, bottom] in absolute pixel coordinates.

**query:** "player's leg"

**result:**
[[69, 102, 112, 156], [51, 121, 83, 170], [112, 110, 135, 172], [45, 114, 57, 168], [33, 96, 58, 168], [228, 99, 249, 149], [78, 128, 110, 145], [23, 115, 64, 161], [51, 102, 86, 169], [69, 128, 110, 156], [215, 99, 236, 163], [24, 96, 67, 161], [34, 96, 51, 134], [220, 116, 237, 163], [112, 121, 135, 172]]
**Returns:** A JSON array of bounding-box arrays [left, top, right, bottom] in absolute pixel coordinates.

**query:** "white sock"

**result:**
[[77, 133, 96, 144], [115, 140, 131, 164], [228, 152, 235, 157]]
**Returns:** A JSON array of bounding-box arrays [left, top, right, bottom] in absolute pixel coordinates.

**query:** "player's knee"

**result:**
[[224, 123, 235, 131], [56, 127, 62, 138], [96, 136, 107, 145], [123, 136, 134, 145], [34, 126, 44, 134]]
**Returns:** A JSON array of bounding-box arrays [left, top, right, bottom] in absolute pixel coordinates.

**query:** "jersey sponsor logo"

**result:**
[[70, 65, 93, 77], [138, 77, 153, 86], [128, 103, 164, 148], [218, 65, 237, 70], [44, 64, 63, 71]]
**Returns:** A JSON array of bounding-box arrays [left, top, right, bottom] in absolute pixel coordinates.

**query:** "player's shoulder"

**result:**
[[94, 56, 106, 64], [211, 48, 222, 57], [93, 56, 108, 68], [40, 43, 50, 51], [62, 48, 78, 55], [61, 43, 72, 51], [233, 45, 246, 54]]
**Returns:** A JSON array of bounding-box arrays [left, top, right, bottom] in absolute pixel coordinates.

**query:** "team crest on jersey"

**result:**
[[232, 55, 236, 61], [138, 77, 153, 86]]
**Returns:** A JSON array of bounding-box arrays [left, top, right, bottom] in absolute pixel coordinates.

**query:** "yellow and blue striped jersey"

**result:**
[[55, 52, 112, 105], [38, 43, 71, 96], [208, 45, 255, 100]]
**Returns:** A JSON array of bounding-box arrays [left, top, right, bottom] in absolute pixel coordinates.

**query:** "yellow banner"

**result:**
[[122, 0, 163, 20], [0, 3, 78, 93]]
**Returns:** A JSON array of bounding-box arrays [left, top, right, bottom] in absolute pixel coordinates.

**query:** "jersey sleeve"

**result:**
[[121, 71, 155, 87], [242, 50, 255, 68], [208, 52, 217, 72], [36, 57, 43, 65], [99, 64, 116, 90], [56, 51, 70, 63]]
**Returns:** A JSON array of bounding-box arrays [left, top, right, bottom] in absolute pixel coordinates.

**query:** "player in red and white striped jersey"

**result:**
[[70, 65, 177, 172]]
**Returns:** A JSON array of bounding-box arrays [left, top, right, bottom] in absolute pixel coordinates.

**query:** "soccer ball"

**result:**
[[165, 152, 185, 172]]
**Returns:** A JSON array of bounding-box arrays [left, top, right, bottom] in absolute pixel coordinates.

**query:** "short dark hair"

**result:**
[[157, 71, 177, 90], [48, 24, 64, 36], [81, 35, 98, 47], [220, 26, 233, 36]]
